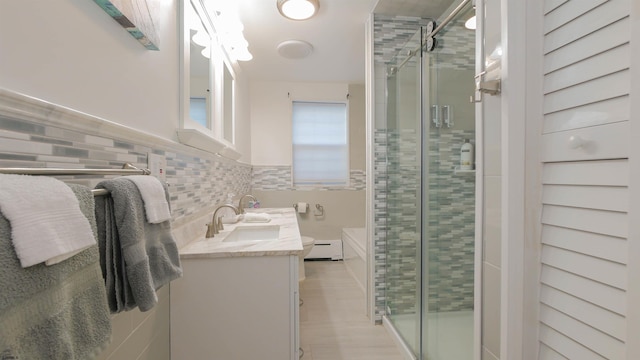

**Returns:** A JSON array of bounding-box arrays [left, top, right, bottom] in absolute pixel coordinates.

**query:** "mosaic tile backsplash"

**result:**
[[0, 101, 251, 231], [252, 166, 366, 191]]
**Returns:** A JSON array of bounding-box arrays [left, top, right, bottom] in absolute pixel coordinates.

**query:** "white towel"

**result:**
[[221, 214, 242, 224], [125, 175, 171, 224], [0, 174, 96, 268], [243, 212, 272, 223]]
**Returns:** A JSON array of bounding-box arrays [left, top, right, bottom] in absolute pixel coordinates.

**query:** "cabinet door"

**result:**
[[537, 0, 631, 358], [171, 255, 299, 359]]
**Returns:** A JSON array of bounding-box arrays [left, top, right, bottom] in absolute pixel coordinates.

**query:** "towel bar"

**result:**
[[0, 163, 151, 196]]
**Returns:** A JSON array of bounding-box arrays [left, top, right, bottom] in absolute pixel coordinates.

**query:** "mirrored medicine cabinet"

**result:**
[[178, 0, 238, 158]]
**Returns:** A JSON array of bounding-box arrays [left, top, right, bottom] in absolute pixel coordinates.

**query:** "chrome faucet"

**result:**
[[206, 204, 240, 238], [238, 194, 257, 214]]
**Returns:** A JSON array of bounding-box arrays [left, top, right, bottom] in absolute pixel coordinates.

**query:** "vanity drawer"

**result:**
[[541, 121, 629, 162]]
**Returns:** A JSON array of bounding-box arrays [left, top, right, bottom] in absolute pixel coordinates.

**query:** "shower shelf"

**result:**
[[453, 166, 476, 175]]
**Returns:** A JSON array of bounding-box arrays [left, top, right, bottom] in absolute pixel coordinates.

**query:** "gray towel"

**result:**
[[0, 184, 112, 359], [95, 178, 182, 313], [96, 193, 134, 313]]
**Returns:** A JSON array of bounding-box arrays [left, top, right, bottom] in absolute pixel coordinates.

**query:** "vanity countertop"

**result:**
[[178, 207, 303, 259]]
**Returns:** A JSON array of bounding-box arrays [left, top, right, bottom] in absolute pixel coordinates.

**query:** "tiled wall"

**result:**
[[431, 18, 475, 72], [0, 91, 252, 359], [384, 129, 420, 315], [373, 15, 433, 65], [251, 165, 366, 191], [380, 128, 475, 315], [373, 130, 389, 319], [425, 129, 475, 312], [0, 106, 251, 229], [373, 14, 432, 322]]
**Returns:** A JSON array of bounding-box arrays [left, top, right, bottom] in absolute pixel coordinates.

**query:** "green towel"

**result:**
[[0, 184, 112, 359]]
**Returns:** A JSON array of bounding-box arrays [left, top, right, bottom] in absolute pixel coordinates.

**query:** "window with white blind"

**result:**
[[292, 101, 349, 186]]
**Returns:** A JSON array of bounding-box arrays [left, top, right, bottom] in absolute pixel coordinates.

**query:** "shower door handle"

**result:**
[[442, 105, 453, 128], [431, 105, 441, 128]]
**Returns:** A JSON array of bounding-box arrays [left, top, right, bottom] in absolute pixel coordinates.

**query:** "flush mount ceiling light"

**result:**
[[277, 40, 313, 59], [277, 0, 319, 21]]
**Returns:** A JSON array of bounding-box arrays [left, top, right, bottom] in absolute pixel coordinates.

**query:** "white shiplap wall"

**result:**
[[539, 0, 631, 359]]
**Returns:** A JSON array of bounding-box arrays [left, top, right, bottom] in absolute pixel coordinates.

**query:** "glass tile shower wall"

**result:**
[[383, 1, 476, 359]]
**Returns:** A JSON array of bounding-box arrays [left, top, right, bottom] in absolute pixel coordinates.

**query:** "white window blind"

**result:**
[[292, 101, 348, 186]]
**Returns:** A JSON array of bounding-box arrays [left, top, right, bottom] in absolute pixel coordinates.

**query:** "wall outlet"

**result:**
[[147, 153, 167, 181]]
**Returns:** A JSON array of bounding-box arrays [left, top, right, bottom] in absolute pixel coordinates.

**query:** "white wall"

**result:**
[[479, 0, 503, 359], [0, 0, 178, 140], [250, 81, 349, 165], [234, 74, 252, 163], [249, 81, 365, 240], [0, 0, 251, 161]]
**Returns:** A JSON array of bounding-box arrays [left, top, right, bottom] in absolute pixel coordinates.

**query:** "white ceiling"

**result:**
[[373, 0, 455, 18], [226, 0, 456, 84]]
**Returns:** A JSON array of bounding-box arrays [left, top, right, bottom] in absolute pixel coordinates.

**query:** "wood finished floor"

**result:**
[[299, 261, 404, 360]]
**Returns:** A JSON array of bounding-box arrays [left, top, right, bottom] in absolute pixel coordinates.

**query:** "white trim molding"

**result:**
[[500, 0, 527, 358]]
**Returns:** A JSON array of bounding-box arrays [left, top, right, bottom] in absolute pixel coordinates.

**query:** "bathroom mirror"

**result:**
[[189, 26, 211, 129], [177, 0, 240, 155], [183, 0, 214, 131]]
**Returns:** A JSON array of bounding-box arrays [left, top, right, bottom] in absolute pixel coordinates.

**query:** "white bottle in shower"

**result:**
[[460, 139, 474, 170]]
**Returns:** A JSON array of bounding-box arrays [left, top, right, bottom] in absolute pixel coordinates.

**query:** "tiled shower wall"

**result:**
[[381, 128, 475, 315], [384, 129, 420, 316], [426, 129, 475, 312], [373, 13, 433, 322], [373, 13, 476, 320]]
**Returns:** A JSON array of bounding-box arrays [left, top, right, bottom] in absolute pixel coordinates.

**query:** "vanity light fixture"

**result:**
[[207, 4, 253, 62], [277, 0, 319, 21]]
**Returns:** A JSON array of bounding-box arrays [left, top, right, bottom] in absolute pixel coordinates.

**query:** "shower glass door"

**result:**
[[385, 28, 424, 355], [422, 3, 476, 359], [385, 1, 476, 358]]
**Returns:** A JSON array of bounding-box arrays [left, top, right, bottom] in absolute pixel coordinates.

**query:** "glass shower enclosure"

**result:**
[[384, 1, 476, 359]]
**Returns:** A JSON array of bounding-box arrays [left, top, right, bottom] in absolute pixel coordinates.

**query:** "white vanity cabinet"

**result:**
[[170, 255, 299, 359]]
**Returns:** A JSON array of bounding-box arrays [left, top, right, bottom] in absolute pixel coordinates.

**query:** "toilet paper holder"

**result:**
[[293, 202, 309, 212], [314, 204, 324, 217]]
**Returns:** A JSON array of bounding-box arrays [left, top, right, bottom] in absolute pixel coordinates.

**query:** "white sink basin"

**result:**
[[223, 225, 280, 242]]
